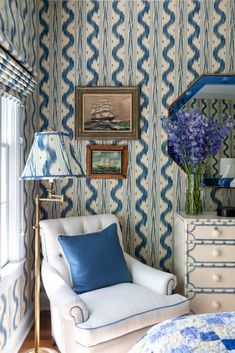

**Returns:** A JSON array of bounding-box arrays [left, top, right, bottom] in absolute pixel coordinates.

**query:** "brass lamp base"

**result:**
[[23, 348, 58, 353]]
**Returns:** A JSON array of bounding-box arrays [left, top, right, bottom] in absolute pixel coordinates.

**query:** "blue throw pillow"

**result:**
[[58, 223, 132, 294]]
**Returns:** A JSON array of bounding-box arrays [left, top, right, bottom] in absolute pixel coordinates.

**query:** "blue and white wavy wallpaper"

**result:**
[[0, 0, 37, 351], [38, 0, 235, 273]]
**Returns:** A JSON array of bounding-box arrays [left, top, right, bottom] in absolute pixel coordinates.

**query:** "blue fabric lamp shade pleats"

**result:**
[[58, 223, 132, 294], [20, 131, 85, 180]]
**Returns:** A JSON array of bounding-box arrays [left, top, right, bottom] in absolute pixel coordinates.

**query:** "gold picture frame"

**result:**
[[75, 86, 139, 139]]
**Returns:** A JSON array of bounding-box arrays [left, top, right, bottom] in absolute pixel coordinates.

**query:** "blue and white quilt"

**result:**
[[129, 312, 235, 353]]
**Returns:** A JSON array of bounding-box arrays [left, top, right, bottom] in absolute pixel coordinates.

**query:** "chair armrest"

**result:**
[[124, 253, 176, 295], [41, 261, 89, 324]]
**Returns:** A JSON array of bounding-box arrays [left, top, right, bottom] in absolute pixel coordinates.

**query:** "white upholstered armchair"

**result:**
[[40, 214, 189, 353]]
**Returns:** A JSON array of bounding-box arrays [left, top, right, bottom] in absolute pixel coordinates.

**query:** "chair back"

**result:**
[[40, 214, 123, 286]]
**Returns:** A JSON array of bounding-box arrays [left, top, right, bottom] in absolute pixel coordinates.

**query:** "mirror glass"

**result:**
[[169, 75, 235, 188]]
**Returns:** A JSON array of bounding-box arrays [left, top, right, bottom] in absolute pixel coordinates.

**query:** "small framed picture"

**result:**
[[86, 144, 128, 179], [75, 86, 139, 139]]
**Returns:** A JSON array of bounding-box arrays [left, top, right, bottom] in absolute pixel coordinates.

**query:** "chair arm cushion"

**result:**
[[124, 253, 176, 295], [41, 261, 89, 324]]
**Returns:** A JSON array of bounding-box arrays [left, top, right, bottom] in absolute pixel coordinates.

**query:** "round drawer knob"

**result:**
[[212, 249, 220, 257], [212, 274, 221, 282], [212, 229, 220, 237], [212, 301, 221, 310]]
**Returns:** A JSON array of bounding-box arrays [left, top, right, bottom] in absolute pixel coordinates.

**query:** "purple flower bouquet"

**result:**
[[162, 110, 233, 214]]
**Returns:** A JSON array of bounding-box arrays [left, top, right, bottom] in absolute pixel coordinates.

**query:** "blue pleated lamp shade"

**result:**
[[20, 131, 85, 180]]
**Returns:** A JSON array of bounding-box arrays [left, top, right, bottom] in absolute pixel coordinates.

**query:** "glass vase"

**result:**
[[185, 173, 203, 215]]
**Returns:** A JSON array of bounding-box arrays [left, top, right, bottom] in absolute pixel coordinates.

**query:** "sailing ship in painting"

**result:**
[[93, 157, 120, 173], [97, 158, 118, 169], [91, 99, 118, 121], [84, 97, 131, 132], [92, 151, 122, 174]]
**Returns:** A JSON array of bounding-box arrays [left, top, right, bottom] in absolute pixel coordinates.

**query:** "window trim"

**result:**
[[0, 95, 24, 275]]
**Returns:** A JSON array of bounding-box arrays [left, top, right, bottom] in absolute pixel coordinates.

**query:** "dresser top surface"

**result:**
[[175, 211, 235, 223]]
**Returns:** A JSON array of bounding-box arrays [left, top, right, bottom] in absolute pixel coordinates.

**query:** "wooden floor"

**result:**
[[19, 311, 59, 352]]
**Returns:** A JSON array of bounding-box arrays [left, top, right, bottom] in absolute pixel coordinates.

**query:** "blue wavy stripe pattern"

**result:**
[[210, 99, 222, 209], [203, 1, 210, 72], [85, 0, 99, 215], [228, 1, 235, 72], [61, 1, 75, 218], [213, 0, 225, 73], [135, 1, 149, 264], [22, 107, 29, 315], [39, 0, 49, 219], [9, 0, 16, 44], [201, 98, 207, 116], [29, 0, 37, 296], [21, 0, 28, 62], [4, 0, 10, 45], [110, 0, 124, 215], [160, 1, 175, 271], [30, 0, 37, 246], [0, 294, 7, 349], [39, 0, 49, 132], [210, 103, 220, 209], [112, 1, 124, 82], [0, 7, 5, 34], [15, 0, 21, 56], [123, 1, 135, 254], [148, 1, 161, 266], [52, 1, 59, 129], [222, 99, 229, 157], [12, 280, 18, 330], [101, 1, 109, 83], [211, 99, 219, 176], [86, 0, 99, 85], [187, 1, 200, 80], [176, 0, 185, 93]]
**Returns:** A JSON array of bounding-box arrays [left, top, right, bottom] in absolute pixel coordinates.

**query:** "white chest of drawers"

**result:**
[[174, 211, 235, 314]]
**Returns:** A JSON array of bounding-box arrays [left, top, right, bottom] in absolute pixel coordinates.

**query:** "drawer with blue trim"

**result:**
[[187, 266, 235, 289], [188, 292, 235, 314], [187, 224, 235, 241], [187, 243, 235, 264]]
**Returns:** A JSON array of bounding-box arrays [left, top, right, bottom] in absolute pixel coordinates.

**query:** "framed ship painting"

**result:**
[[86, 144, 128, 179], [75, 86, 139, 139]]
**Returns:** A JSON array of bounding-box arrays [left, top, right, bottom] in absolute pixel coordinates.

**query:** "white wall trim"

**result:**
[[2, 305, 34, 353]]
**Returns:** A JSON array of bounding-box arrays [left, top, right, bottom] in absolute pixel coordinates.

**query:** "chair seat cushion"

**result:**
[[76, 283, 189, 347], [58, 223, 131, 294]]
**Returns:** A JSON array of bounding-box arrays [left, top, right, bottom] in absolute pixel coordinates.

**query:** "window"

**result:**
[[0, 95, 23, 270]]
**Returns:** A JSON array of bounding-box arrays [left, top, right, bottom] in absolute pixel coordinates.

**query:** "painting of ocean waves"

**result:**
[[84, 120, 131, 132]]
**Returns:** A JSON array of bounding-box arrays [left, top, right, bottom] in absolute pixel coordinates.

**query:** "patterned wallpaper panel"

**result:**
[[0, 0, 37, 71], [38, 0, 235, 273], [0, 1, 37, 351]]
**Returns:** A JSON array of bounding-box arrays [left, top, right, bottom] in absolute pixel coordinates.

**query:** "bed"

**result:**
[[128, 312, 235, 353]]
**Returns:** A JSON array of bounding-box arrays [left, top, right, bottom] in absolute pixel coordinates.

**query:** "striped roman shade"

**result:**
[[0, 47, 36, 96]]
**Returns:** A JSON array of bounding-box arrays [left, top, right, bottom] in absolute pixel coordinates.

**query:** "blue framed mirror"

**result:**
[[169, 74, 235, 188]]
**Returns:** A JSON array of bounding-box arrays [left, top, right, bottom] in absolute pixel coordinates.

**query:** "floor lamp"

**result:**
[[20, 131, 85, 353]]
